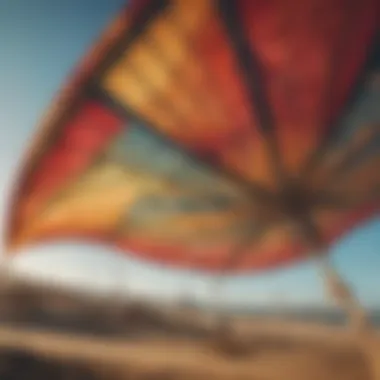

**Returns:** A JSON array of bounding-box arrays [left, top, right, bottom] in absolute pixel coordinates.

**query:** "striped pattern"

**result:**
[[6, 0, 380, 273]]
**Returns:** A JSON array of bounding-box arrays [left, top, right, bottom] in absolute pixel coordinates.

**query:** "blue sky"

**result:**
[[0, 0, 379, 309]]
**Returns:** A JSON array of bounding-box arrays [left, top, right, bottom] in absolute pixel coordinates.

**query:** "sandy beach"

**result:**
[[0, 321, 378, 380]]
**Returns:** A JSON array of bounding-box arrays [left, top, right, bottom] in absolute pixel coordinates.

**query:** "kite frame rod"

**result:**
[[299, 31, 380, 181], [217, 0, 286, 186]]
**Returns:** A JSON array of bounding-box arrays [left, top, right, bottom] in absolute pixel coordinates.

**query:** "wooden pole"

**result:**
[[300, 218, 369, 333], [318, 256, 368, 331]]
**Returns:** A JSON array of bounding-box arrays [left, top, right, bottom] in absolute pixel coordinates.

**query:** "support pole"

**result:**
[[317, 255, 368, 332], [300, 218, 369, 333]]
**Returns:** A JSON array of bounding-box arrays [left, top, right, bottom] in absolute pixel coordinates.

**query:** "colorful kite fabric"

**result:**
[[6, 0, 380, 273]]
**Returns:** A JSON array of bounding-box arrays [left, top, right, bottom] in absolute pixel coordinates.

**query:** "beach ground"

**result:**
[[0, 322, 378, 379]]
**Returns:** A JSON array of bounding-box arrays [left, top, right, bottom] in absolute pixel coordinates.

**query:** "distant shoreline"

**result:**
[[200, 307, 380, 327]]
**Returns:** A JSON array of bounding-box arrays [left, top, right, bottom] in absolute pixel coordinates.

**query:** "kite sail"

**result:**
[[5, 0, 380, 310]]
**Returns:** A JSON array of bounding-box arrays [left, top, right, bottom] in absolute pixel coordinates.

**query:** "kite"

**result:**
[[5, 0, 380, 329]]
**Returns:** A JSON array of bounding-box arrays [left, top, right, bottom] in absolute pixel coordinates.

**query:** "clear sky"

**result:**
[[0, 0, 379, 309]]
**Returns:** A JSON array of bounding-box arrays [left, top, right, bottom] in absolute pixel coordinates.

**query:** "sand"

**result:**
[[0, 322, 378, 379], [0, 278, 378, 378]]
